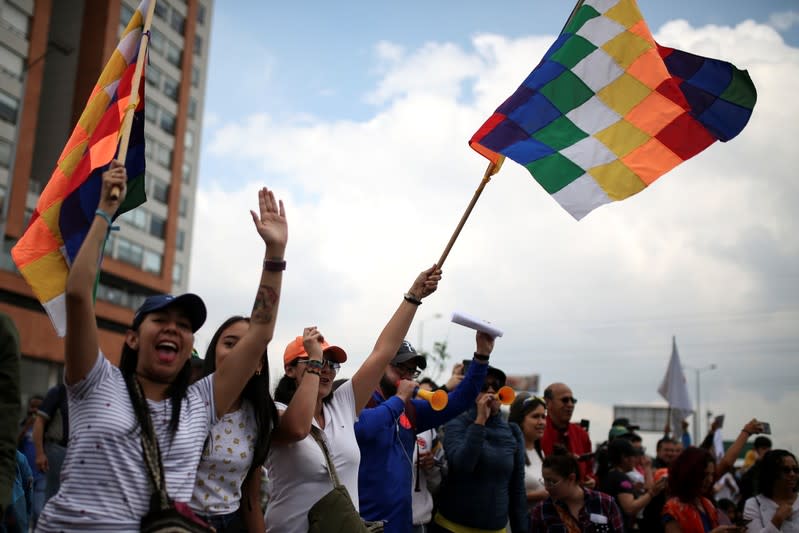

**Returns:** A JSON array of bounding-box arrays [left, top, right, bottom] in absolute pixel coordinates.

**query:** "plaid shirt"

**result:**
[[530, 488, 625, 532]]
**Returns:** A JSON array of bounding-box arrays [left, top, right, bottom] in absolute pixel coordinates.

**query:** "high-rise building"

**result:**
[[0, 0, 212, 404]]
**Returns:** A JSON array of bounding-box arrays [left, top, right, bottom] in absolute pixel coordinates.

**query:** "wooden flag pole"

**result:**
[[110, 0, 157, 201], [436, 159, 502, 268]]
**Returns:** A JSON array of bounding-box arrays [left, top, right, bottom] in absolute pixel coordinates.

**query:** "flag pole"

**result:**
[[110, 0, 157, 201], [436, 159, 501, 268]]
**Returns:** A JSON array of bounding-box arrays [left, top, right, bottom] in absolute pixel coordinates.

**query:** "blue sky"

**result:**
[[189, 1, 799, 452]]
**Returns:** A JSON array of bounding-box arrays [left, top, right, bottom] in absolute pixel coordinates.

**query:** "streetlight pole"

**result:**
[[417, 313, 442, 354], [685, 364, 717, 443]]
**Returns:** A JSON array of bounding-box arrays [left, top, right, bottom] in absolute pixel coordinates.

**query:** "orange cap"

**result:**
[[283, 336, 348, 366]]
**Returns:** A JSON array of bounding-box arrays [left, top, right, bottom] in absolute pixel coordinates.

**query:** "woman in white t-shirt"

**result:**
[[508, 393, 548, 511], [265, 266, 442, 533], [742, 449, 799, 532], [36, 168, 287, 532], [190, 315, 279, 531]]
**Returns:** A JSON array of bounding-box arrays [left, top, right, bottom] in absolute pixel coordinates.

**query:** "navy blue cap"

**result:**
[[132, 293, 206, 333], [391, 340, 427, 370]]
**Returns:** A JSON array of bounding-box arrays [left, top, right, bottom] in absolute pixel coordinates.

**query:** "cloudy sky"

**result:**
[[188, 0, 799, 453]]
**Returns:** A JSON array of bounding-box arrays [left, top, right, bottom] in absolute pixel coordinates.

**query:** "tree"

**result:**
[[423, 340, 451, 383]]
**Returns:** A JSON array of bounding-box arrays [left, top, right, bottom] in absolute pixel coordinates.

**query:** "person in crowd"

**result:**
[[714, 470, 740, 505], [32, 383, 68, 503], [681, 420, 692, 448], [654, 437, 679, 469], [264, 265, 442, 533], [356, 336, 490, 533], [662, 447, 739, 533], [432, 363, 528, 533], [742, 449, 798, 532], [0, 312, 21, 522], [598, 437, 666, 531], [739, 436, 774, 504], [540, 382, 594, 486], [35, 165, 287, 531], [3, 450, 33, 533], [190, 316, 279, 531], [508, 393, 548, 511], [411, 378, 446, 533], [715, 498, 739, 526], [530, 450, 625, 532], [17, 394, 44, 526]]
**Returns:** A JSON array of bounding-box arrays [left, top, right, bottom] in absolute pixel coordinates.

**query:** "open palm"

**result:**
[[250, 187, 288, 248]]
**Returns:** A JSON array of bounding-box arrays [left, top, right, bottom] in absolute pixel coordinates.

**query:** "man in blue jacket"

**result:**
[[355, 333, 492, 532]]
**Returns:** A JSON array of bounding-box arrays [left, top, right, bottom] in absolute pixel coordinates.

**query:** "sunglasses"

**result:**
[[481, 381, 502, 392], [392, 364, 421, 379], [296, 359, 341, 371], [782, 467, 799, 475], [559, 396, 578, 405]]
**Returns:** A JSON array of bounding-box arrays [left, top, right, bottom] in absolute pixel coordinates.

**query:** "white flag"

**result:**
[[658, 336, 693, 439]]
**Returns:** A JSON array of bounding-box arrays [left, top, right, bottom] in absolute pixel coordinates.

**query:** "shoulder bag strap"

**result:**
[[129, 376, 170, 509], [309, 425, 343, 488]]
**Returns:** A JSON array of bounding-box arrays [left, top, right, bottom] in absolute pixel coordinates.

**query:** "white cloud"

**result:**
[[768, 10, 799, 32], [192, 20, 799, 452]]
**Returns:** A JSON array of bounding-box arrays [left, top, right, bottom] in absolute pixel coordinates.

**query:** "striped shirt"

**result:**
[[37, 352, 216, 532]]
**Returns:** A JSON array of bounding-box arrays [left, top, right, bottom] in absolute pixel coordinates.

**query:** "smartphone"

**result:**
[[580, 419, 590, 431], [713, 414, 725, 428], [761, 422, 771, 435]]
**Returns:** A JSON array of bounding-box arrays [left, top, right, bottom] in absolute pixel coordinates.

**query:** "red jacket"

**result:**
[[540, 416, 594, 482]]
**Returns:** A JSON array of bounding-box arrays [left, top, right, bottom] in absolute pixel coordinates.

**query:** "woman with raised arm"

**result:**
[[265, 266, 441, 533], [36, 162, 287, 532]]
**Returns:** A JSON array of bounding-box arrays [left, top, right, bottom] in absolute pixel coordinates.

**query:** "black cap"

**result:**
[[612, 417, 640, 431], [391, 340, 427, 370], [462, 359, 506, 388], [132, 293, 206, 333]]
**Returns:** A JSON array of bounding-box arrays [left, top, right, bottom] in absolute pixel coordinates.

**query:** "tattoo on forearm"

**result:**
[[252, 284, 278, 323]]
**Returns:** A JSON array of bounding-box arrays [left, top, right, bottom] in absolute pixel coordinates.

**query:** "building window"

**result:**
[[146, 64, 162, 88], [181, 162, 191, 184], [103, 232, 116, 256], [191, 65, 200, 88], [179, 196, 188, 217], [154, 1, 169, 20], [0, 91, 19, 124], [120, 207, 147, 230], [0, 137, 12, 168], [176, 229, 185, 250], [1, 3, 30, 38], [197, 4, 206, 25], [117, 237, 143, 267], [144, 97, 158, 123], [149, 28, 166, 55], [184, 130, 194, 151], [169, 11, 185, 35], [172, 262, 183, 285], [142, 249, 162, 274], [149, 214, 166, 239], [0, 44, 24, 80], [152, 179, 170, 203], [165, 42, 182, 68], [0, 183, 6, 217], [187, 97, 197, 120], [194, 35, 202, 56], [162, 76, 179, 101], [159, 110, 176, 134], [120, 3, 135, 29]]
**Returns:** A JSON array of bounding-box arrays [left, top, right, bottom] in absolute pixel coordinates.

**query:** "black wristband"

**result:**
[[307, 359, 324, 370], [263, 259, 286, 272], [474, 352, 490, 362], [403, 292, 422, 305]]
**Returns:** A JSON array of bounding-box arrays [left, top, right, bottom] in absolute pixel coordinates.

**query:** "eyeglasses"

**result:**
[[782, 467, 799, 475], [481, 381, 501, 392], [543, 478, 563, 488], [392, 364, 421, 379], [559, 396, 578, 405], [296, 359, 341, 371]]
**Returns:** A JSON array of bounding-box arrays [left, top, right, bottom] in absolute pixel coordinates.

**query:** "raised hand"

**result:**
[[476, 331, 495, 356], [302, 327, 324, 361], [250, 187, 288, 249], [407, 265, 442, 301], [99, 160, 126, 214]]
